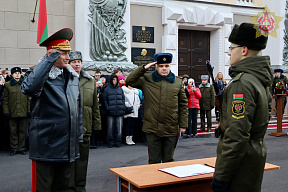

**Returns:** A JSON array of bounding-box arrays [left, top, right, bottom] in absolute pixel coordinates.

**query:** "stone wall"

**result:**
[[0, 0, 75, 70]]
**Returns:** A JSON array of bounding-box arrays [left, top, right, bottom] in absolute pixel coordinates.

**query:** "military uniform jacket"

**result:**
[[80, 70, 101, 137], [126, 66, 188, 137], [2, 77, 30, 118], [21, 52, 83, 162], [214, 56, 273, 192], [199, 83, 215, 110]]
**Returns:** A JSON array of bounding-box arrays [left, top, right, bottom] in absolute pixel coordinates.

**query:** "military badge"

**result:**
[[232, 101, 245, 119], [163, 57, 166, 61]]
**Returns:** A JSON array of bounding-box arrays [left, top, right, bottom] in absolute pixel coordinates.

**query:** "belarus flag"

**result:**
[[37, 0, 48, 44]]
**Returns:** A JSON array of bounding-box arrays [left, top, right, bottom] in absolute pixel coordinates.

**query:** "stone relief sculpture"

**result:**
[[82, 0, 137, 72]]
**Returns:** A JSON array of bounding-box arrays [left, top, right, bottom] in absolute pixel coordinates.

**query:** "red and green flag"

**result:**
[[37, 0, 48, 44], [233, 94, 244, 100]]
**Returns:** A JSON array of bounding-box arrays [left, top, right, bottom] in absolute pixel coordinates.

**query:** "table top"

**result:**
[[109, 157, 280, 189]]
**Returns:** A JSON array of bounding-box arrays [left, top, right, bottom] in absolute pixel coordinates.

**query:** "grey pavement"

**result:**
[[0, 129, 287, 192]]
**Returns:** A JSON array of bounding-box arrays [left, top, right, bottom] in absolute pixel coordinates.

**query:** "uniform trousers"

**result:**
[[200, 110, 212, 131], [9, 117, 27, 151], [146, 133, 178, 164], [32, 160, 71, 192], [69, 136, 90, 192]]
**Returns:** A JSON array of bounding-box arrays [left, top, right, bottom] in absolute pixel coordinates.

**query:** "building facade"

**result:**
[[0, 0, 286, 84]]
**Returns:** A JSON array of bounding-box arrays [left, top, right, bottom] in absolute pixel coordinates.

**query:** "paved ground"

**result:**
[[0, 129, 287, 192]]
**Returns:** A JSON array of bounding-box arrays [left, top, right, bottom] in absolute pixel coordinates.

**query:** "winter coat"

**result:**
[[21, 52, 83, 162], [79, 70, 101, 137], [186, 86, 201, 109], [2, 77, 30, 118], [122, 86, 141, 118], [102, 74, 125, 116], [199, 83, 215, 110], [126, 66, 188, 137], [214, 56, 273, 192]]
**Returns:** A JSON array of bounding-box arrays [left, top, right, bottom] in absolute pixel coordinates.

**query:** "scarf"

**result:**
[[152, 70, 176, 83]]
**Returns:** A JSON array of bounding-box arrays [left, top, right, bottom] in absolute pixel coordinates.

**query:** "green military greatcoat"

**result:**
[[214, 56, 273, 192]]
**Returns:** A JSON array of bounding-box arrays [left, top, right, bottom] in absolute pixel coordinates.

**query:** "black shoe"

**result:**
[[10, 150, 16, 156], [114, 144, 120, 148], [19, 150, 26, 155], [200, 128, 205, 132]]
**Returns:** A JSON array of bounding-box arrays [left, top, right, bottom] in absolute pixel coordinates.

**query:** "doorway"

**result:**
[[178, 30, 210, 86]]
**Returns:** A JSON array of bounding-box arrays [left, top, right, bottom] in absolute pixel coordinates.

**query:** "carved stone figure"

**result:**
[[283, 0, 288, 65], [89, 0, 128, 62]]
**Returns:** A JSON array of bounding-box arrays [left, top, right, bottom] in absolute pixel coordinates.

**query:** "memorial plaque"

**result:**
[[133, 26, 154, 43], [132, 48, 156, 71]]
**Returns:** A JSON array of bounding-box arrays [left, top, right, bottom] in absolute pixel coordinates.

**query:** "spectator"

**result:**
[[118, 75, 126, 87], [126, 53, 188, 164], [21, 28, 83, 191], [2, 69, 11, 82], [215, 72, 227, 121], [122, 84, 141, 145], [272, 68, 288, 115], [182, 74, 189, 86], [68, 51, 101, 191], [113, 68, 123, 76], [199, 75, 215, 132], [2, 67, 30, 156], [185, 78, 202, 138], [102, 74, 125, 148]]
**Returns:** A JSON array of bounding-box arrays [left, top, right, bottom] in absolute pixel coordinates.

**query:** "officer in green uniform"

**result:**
[[2, 67, 30, 156], [126, 53, 188, 164], [272, 68, 288, 114], [212, 23, 273, 192], [68, 51, 101, 192]]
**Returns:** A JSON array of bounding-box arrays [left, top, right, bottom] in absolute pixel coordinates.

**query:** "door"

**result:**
[[178, 30, 210, 86]]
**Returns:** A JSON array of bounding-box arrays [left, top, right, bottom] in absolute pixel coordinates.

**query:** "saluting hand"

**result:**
[[144, 62, 157, 70]]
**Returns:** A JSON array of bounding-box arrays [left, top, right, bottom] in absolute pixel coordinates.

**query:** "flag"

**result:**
[[37, 0, 48, 44]]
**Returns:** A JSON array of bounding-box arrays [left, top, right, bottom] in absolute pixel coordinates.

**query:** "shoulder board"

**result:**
[[232, 72, 244, 82]]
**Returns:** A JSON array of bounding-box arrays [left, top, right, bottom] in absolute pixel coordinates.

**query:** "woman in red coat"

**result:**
[[186, 78, 202, 137]]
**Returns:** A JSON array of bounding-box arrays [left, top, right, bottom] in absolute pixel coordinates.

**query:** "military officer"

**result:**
[[212, 23, 273, 192], [126, 53, 188, 164], [68, 51, 101, 192], [2, 67, 30, 156], [21, 28, 83, 192]]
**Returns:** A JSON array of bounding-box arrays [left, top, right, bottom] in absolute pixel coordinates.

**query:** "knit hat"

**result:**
[[118, 75, 125, 81], [228, 23, 268, 51], [188, 78, 194, 84], [182, 74, 189, 79], [201, 75, 209, 80]]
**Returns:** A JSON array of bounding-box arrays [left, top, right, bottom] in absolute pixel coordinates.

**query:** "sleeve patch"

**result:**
[[232, 101, 245, 117]]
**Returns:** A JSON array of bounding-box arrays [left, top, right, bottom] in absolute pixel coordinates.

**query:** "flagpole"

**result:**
[[31, 0, 39, 23]]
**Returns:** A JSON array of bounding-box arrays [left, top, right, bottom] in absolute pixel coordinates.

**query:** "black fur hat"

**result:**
[[228, 23, 268, 51], [154, 53, 173, 64], [274, 68, 283, 73], [11, 67, 22, 74]]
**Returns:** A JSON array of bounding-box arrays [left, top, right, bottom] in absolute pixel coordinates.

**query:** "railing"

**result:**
[[236, 0, 254, 6]]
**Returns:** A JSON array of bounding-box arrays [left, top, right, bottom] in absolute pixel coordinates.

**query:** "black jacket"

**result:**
[[21, 52, 83, 162], [102, 74, 125, 116]]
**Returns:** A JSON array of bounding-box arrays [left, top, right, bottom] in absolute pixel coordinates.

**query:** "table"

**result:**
[[109, 157, 280, 192]]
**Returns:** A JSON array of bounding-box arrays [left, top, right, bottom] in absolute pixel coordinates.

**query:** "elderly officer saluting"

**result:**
[[68, 51, 101, 192], [212, 23, 273, 192], [21, 28, 83, 192], [126, 53, 188, 164]]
